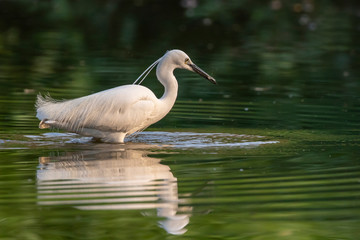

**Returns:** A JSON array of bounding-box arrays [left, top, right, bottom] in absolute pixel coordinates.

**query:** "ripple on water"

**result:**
[[12, 131, 280, 148], [129, 131, 279, 148]]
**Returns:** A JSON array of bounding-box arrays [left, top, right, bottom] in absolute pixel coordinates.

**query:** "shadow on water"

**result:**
[[37, 145, 191, 235]]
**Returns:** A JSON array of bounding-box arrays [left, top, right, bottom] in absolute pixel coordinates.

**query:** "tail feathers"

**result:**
[[36, 94, 64, 129], [36, 93, 56, 109]]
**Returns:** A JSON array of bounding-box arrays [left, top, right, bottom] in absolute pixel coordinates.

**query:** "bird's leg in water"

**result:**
[[104, 132, 126, 143], [91, 137, 103, 143]]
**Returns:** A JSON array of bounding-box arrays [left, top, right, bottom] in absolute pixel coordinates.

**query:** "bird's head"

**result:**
[[163, 50, 217, 84]]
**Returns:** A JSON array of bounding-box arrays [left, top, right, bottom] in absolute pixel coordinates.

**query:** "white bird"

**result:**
[[35, 49, 216, 143]]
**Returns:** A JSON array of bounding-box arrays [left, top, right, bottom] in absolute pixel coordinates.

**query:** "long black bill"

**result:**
[[190, 64, 217, 84]]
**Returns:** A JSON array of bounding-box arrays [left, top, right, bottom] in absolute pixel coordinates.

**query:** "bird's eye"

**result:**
[[184, 58, 190, 64]]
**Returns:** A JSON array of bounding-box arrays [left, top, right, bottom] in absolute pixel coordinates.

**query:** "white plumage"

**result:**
[[36, 49, 216, 143]]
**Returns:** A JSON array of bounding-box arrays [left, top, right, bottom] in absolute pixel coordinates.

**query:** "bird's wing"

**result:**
[[36, 85, 158, 133], [117, 96, 157, 133]]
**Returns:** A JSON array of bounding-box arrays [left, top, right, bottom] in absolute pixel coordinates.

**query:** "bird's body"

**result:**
[[36, 50, 216, 143]]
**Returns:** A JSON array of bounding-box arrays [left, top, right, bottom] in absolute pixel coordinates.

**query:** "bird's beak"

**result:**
[[190, 63, 217, 84]]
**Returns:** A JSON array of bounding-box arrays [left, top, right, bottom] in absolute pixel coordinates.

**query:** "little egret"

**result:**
[[36, 49, 216, 143]]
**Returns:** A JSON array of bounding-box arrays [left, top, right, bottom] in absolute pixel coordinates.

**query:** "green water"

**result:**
[[1, 1, 360, 239]]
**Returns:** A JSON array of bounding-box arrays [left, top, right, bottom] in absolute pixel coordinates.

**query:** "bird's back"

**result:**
[[36, 85, 159, 134]]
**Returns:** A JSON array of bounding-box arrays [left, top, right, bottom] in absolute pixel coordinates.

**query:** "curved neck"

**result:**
[[156, 60, 178, 105]]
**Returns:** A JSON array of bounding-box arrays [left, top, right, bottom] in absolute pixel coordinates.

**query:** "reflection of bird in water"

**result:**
[[37, 146, 191, 235], [36, 50, 216, 143]]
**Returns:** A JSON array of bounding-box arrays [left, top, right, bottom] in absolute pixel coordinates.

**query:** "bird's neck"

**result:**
[[153, 60, 179, 121], [156, 61, 178, 106]]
